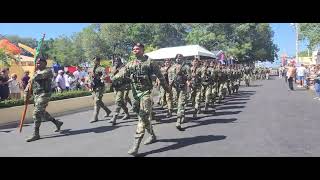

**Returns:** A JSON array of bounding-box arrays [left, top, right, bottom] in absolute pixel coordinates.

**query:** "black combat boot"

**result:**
[[52, 119, 63, 132], [166, 109, 172, 118], [144, 128, 157, 145], [121, 112, 130, 121], [204, 103, 209, 112], [104, 108, 112, 118], [128, 136, 143, 156], [108, 114, 117, 125], [193, 109, 198, 119], [26, 124, 40, 142]]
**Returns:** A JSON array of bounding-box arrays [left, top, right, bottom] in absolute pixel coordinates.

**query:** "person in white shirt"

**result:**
[[67, 73, 77, 90], [56, 70, 67, 92], [8, 73, 21, 99], [296, 64, 306, 87], [64, 71, 70, 90], [73, 66, 80, 81]]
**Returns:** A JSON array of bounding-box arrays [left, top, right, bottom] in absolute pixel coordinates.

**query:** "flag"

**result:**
[[34, 37, 44, 64]]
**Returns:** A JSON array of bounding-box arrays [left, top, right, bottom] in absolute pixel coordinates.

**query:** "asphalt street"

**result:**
[[1, 76, 320, 157]]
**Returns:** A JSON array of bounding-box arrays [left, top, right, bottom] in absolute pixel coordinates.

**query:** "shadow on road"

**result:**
[[138, 135, 227, 157], [216, 106, 245, 110], [293, 88, 309, 91], [40, 125, 129, 140], [184, 118, 237, 130], [247, 84, 263, 87], [223, 101, 247, 105]]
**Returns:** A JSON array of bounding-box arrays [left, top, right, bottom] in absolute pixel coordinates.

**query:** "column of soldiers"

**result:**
[[24, 42, 265, 157]]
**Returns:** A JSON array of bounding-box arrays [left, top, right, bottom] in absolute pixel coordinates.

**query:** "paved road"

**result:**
[[1, 76, 320, 157]]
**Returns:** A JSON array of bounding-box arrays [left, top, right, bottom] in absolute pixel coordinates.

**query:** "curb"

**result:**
[[0, 92, 116, 129]]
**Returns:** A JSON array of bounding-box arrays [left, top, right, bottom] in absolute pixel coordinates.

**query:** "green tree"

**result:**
[[0, 48, 10, 66], [299, 23, 320, 49], [186, 23, 278, 63]]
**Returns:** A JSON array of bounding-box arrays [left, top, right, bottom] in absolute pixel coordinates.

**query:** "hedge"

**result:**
[[0, 89, 111, 109]]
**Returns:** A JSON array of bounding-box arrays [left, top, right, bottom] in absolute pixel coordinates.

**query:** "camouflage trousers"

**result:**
[[218, 82, 227, 101], [190, 87, 201, 110], [133, 92, 155, 138], [201, 85, 212, 104], [158, 86, 167, 106], [211, 83, 219, 103], [92, 86, 111, 121], [226, 81, 232, 95], [244, 74, 250, 86], [114, 90, 129, 116], [158, 86, 173, 111], [124, 90, 132, 107], [172, 86, 187, 117], [32, 93, 57, 128]]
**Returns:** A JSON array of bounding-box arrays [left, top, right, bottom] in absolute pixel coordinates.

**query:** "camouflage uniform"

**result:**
[[243, 66, 252, 87], [217, 66, 227, 103], [209, 64, 219, 112], [89, 64, 112, 123], [200, 62, 213, 112], [190, 64, 202, 118], [109, 65, 131, 125], [25, 67, 63, 142], [168, 59, 191, 129], [226, 67, 232, 95], [159, 61, 173, 117], [112, 55, 169, 156]]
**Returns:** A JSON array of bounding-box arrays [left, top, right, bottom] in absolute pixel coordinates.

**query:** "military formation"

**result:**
[[24, 43, 269, 156]]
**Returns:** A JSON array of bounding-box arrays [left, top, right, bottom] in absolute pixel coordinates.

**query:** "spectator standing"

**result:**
[[313, 67, 320, 100], [21, 70, 30, 90], [55, 70, 66, 92], [8, 73, 21, 99], [296, 64, 307, 88], [64, 71, 70, 91], [287, 63, 297, 91], [67, 73, 77, 90], [0, 67, 10, 101]]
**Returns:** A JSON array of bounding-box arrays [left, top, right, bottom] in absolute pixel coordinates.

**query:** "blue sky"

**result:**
[[0, 23, 307, 60], [0, 23, 91, 39]]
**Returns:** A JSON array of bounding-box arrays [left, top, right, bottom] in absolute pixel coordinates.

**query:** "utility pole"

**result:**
[[290, 23, 299, 65]]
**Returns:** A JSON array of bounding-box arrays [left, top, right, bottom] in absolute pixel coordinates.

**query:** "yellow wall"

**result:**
[[298, 56, 315, 65], [0, 58, 53, 79]]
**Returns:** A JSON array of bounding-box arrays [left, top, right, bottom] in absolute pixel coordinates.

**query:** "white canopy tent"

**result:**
[[145, 45, 217, 60]]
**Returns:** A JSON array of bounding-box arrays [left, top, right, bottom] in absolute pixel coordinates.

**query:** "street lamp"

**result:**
[[290, 23, 299, 65]]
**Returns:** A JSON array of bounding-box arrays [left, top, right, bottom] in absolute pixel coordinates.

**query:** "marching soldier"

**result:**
[[209, 60, 219, 113], [217, 63, 227, 103], [112, 43, 170, 156], [108, 57, 131, 125], [201, 59, 213, 112], [189, 58, 202, 118], [160, 58, 173, 117], [89, 57, 112, 123], [168, 54, 191, 130], [243, 65, 252, 87], [25, 57, 63, 142]]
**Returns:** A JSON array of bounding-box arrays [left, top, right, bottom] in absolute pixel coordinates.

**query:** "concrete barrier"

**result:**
[[0, 92, 116, 128]]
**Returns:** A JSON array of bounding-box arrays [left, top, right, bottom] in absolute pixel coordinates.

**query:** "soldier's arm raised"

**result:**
[[112, 64, 130, 82]]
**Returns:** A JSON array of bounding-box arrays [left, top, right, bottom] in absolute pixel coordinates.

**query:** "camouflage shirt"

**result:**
[[168, 63, 191, 88], [200, 66, 212, 86], [110, 65, 131, 91], [30, 68, 53, 95], [112, 55, 168, 98]]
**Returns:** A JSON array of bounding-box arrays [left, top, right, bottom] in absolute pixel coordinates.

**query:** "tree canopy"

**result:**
[[1, 23, 279, 66]]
